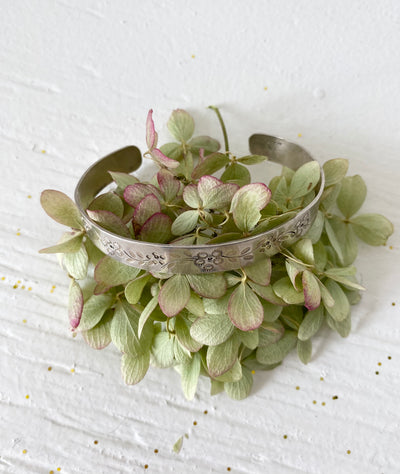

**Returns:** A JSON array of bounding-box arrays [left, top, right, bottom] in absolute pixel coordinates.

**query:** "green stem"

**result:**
[[208, 105, 230, 154]]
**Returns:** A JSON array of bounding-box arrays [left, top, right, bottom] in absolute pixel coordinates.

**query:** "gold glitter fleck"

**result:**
[[50, 471, 54, 474], [191, 54, 195, 59], [389, 245, 393, 249], [21, 285, 25, 289], [227, 468, 231, 472], [283, 435, 288, 439], [57, 468, 61, 472], [27, 195, 32, 199], [388, 356, 392, 360], [321, 402, 326, 406], [193, 421, 197, 426], [13, 284, 18, 289], [22, 449, 27, 454], [23, 319, 27, 324], [16, 232, 21, 236], [154, 449, 158, 454], [320, 377, 324, 381], [70, 368, 75, 373], [332, 395, 338, 400], [41, 150, 46, 154], [375, 371, 379, 375], [144, 464, 148, 469], [378, 362, 382, 366], [1, 277, 5, 280], [25, 394, 30, 399], [48, 366, 52, 371], [17, 280, 21, 284], [298, 133, 302, 138], [28, 287, 32, 291], [312, 400, 317, 404], [251, 369, 255, 374], [94, 440, 98, 445], [203, 410, 208, 415], [295, 386, 300, 390], [264, 86, 268, 90], [347, 450, 351, 455], [392, 302, 396, 306]]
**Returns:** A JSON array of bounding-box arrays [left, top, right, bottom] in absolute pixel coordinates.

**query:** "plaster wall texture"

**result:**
[[1, 1, 400, 473]]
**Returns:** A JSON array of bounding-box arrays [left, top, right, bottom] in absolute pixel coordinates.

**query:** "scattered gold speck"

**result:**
[[17, 280, 21, 284], [332, 395, 338, 400], [27, 195, 32, 199], [283, 435, 288, 439], [392, 302, 396, 306], [378, 362, 382, 366], [57, 468, 61, 472], [203, 410, 208, 415], [264, 86, 268, 90], [251, 370, 255, 374], [347, 450, 351, 455], [13, 284, 18, 289], [389, 245, 393, 249], [22, 319, 27, 323], [72, 332, 77, 338], [21, 285, 25, 289], [154, 449, 158, 454], [16, 232, 21, 236], [50, 285, 56, 294], [48, 366, 52, 371], [375, 371, 379, 375], [193, 421, 197, 426], [22, 449, 27, 454], [28, 287, 32, 291], [50, 471, 54, 474], [94, 440, 98, 445], [25, 394, 30, 399], [320, 377, 324, 381], [1, 277, 5, 280], [321, 402, 326, 406], [312, 400, 317, 404], [191, 54, 195, 59], [298, 133, 302, 138], [227, 468, 231, 472], [295, 386, 300, 390], [41, 150, 46, 154], [144, 464, 148, 469], [70, 368, 75, 373], [388, 356, 392, 360]]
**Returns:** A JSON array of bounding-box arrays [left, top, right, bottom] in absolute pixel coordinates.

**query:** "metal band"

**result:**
[[74, 135, 325, 274]]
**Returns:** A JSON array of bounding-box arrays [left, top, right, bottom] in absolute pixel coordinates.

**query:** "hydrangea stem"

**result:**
[[208, 105, 230, 154]]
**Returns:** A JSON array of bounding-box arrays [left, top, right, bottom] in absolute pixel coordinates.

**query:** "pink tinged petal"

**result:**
[[203, 183, 240, 209], [40, 189, 83, 229], [151, 148, 180, 169], [197, 175, 223, 203], [302, 271, 321, 310], [68, 280, 84, 329], [133, 193, 161, 227], [244, 257, 272, 286], [139, 212, 172, 243], [86, 209, 131, 238], [124, 183, 162, 208], [146, 109, 158, 150], [199, 148, 206, 162], [157, 169, 181, 202], [230, 183, 272, 213], [183, 184, 201, 208]]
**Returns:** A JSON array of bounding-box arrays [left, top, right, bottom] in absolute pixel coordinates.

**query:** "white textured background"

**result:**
[[1, 1, 400, 473]]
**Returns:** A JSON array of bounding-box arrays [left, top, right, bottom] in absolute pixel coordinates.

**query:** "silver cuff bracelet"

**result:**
[[74, 134, 325, 274]]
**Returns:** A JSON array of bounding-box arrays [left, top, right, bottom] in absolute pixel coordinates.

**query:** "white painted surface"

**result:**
[[1, 1, 400, 473]]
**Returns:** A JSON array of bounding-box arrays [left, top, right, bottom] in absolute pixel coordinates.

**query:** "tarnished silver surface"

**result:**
[[74, 135, 325, 274]]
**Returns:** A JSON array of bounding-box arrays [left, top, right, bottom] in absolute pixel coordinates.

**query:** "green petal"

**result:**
[[180, 352, 201, 400], [256, 330, 297, 364], [88, 192, 124, 218], [324, 279, 350, 322], [78, 293, 114, 332], [158, 274, 190, 317], [221, 162, 251, 187], [171, 210, 199, 236], [228, 282, 264, 331], [190, 312, 234, 346], [298, 306, 325, 341], [224, 366, 253, 400], [207, 334, 240, 378], [297, 339, 312, 364], [167, 109, 195, 142], [322, 158, 349, 187], [351, 213, 394, 246], [337, 175, 367, 218], [243, 256, 272, 286], [273, 277, 305, 305], [94, 256, 140, 293], [289, 162, 320, 199], [87, 209, 131, 238], [186, 273, 227, 299], [39, 231, 84, 254], [121, 352, 150, 385], [82, 309, 113, 349], [40, 189, 83, 229]]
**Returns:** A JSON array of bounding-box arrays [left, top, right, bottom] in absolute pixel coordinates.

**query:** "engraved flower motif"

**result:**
[[193, 250, 224, 272]]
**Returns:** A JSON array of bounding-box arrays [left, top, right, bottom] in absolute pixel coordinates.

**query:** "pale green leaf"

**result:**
[[138, 295, 158, 339], [302, 271, 321, 311], [88, 192, 124, 218], [125, 275, 151, 304], [238, 328, 259, 349], [140, 213, 172, 243], [318, 280, 335, 308], [213, 359, 242, 383], [298, 306, 325, 341], [109, 171, 139, 190], [326, 313, 351, 337], [248, 281, 287, 305], [228, 282, 264, 331], [188, 135, 220, 154], [324, 279, 350, 322], [78, 293, 114, 331], [261, 300, 283, 322], [237, 154, 268, 165], [322, 158, 349, 187], [190, 312, 234, 346], [244, 257, 271, 286], [185, 293, 205, 317], [207, 334, 240, 378], [258, 321, 285, 346], [191, 153, 229, 179], [297, 339, 312, 364], [210, 380, 225, 396], [304, 211, 324, 244], [94, 256, 140, 292], [230, 183, 272, 232], [175, 317, 203, 352], [273, 277, 305, 305], [159, 142, 183, 160], [224, 366, 253, 400], [172, 436, 184, 454], [151, 332, 175, 368], [351, 213, 394, 246], [82, 309, 113, 349], [87, 209, 131, 238], [39, 231, 84, 254], [324, 267, 365, 291], [68, 279, 84, 329], [337, 175, 367, 218], [159, 274, 191, 317], [221, 162, 251, 187], [326, 217, 358, 266], [186, 273, 227, 299], [171, 210, 199, 236], [291, 238, 314, 265], [256, 330, 297, 364], [289, 162, 321, 199], [41, 189, 83, 229], [168, 109, 194, 142], [181, 352, 201, 400], [110, 301, 143, 356], [84, 238, 105, 265], [121, 352, 150, 385], [62, 244, 88, 280], [321, 183, 341, 212]]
